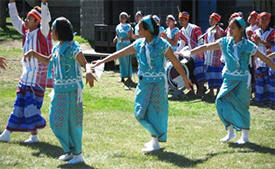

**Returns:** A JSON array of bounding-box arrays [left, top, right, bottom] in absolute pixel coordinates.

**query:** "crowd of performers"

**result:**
[[0, 0, 275, 165], [115, 10, 275, 105]]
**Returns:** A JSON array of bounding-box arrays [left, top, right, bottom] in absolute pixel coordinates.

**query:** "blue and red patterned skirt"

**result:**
[[6, 83, 46, 132]]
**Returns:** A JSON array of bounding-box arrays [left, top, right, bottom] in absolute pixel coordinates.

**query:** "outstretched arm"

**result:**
[[91, 43, 136, 68], [165, 47, 193, 90], [267, 52, 275, 59], [75, 52, 97, 88], [175, 40, 220, 57], [254, 51, 275, 70], [24, 50, 51, 65], [40, 0, 51, 37], [8, 0, 24, 35]]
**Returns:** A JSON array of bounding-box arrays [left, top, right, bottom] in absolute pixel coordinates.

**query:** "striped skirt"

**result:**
[[268, 60, 275, 102], [205, 65, 224, 89], [255, 67, 270, 103], [193, 58, 205, 83], [6, 83, 46, 132]]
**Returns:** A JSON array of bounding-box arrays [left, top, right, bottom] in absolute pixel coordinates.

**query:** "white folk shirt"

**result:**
[[9, 2, 51, 87]]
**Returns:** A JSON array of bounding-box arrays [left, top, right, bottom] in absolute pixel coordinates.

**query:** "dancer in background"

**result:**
[[133, 11, 143, 39], [114, 12, 134, 86], [246, 11, 259, 41], [177, 11, 205, 98], [152, 15, 165, 35], [252, 12, 275, 107], [203, 13, 226, 98], [161, 15, 180, 52]]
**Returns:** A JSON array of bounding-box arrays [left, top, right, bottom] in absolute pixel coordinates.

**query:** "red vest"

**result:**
[[22, 24, 53, 88]]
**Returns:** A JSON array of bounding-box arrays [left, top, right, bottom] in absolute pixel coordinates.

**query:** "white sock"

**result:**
[[241, 129, 249, 140], [227, 125, 234, 134], [236, 129, 249, 144], [220, 125, 236, 142], [74, 153, 83, 158], [152, 137, 159, 145]]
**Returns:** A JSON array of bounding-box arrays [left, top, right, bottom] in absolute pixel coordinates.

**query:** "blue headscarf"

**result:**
[[235, 17, 246, 29], [143, 15, 154, 34]]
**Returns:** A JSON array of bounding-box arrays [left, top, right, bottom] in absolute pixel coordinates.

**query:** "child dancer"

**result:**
[[177, 11, 205, 97], [132, 11, 143, 39], [252, 12, 275, 106], [176, 17, 275, 144], [91, 15, 192, 152], [204, 13, 226, 97], [0, 0, 52, 143], [152, 15, 165, 35], [24, 17, 96, 164], [114, 12, 133, 84], [161, 15, 179, 52]]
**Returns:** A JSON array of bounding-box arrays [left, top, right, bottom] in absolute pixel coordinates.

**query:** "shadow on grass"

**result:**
[[228, 142, 275, 155], [17, 141, 64, 159], [12, 141, 96, 168], [57, 163, 96, 169], [146, 149, 216, 168], [146, 144, 272, 168]]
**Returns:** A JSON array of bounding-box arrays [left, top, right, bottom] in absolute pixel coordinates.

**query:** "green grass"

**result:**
[[74, 35, 89, 44], [0, 42, 274, 169], [0, 25, 22, 41]]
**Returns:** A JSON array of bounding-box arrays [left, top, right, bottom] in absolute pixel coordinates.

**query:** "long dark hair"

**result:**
[[140, 15, 159, 37], [53, 17, 74, 41]]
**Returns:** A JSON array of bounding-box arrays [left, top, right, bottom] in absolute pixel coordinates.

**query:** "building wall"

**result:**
[[133, 0, 181, 27], [80, 0, 104, 41]]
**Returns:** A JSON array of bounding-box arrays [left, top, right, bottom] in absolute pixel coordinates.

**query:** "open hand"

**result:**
[[0, 56, 7, 70], [86, 72, 97, 88], [184, 78, 193, 90], [91, 60, 103, 69], [252, 34, 261, 44], [174, 51, 183, 57], [160, 32, 167, 38], [24, 50, 34, 61]]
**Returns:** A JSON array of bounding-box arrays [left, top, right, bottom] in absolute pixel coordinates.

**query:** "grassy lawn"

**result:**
[[0, 37, 274, 168]]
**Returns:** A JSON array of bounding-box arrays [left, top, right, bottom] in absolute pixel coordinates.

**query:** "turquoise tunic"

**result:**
[[116, 23, 133, 78], [164, 27, 179, 51], [133, 36, 170, 142], [216, 37, 258, 130], [48, 41, 83, 154], [159, 26, 165, 35], [134, 24, 139, 35]]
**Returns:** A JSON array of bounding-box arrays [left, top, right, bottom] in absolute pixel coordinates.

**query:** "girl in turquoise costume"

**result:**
[[91, 15, 192, 152], [132, 11, 143, 39], [114, 12, 134, 84], [161, 15, 180, 52], [152, 15, 165, 36], [24, 17, 96, 164], [176, 17, 275, 144]]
